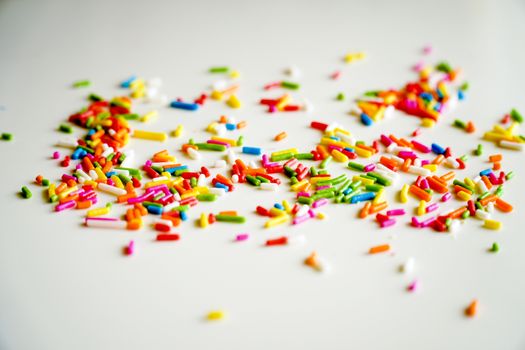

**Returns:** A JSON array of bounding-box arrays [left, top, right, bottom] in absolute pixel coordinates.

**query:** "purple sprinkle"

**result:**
[[312, 198, 328, 208], [236, 233, 249, 241]]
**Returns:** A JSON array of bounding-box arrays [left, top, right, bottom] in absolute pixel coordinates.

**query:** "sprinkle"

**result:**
[[281, 81, 300, 90], [72, 80, 91, 88], [274, 131, 287, 141], [400, 257, 415, 273], [1, 133, 13, 141], [21, 186, 32, 199], [133, 130, 168, 142], [235, 233, 249, 241], [209, 66, 230, 73], [125, 240, 134, 255], [59, 124, 73, 133], [207, 310, 226, 321], [483, 219, 501, 230], [369, 244, 390, 254], [465, 299, 478, 318], [170, 100, 199, 111], [407, 279, 419, 292], [489, 242, 499, 253]]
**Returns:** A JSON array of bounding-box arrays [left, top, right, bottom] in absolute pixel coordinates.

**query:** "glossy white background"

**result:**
[[1, 0, 525, 349]]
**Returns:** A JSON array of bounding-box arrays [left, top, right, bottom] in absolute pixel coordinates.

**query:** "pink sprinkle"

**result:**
[[264, 81, 281, 90], [420, 217, 436, 227], [380, 218, 396, 228], [331, 71, 341, 80], [363, 163, 376, 172], [292, 214, 311, 225], [53, 151, 61, 159], [316, 185, 331, 191], [380, 134, 393, 147], [413, 61, 424, 72], [312, 198, 328, 208], [411, 217, 421, 228], [426, 202, 439, 213], [145, 160, 153, 167], [423, 45, 433, 55], [297, 191, 310, 198], [308, 209, 315, 218], [386, 209, 405, 216], [441, 192, 452, 202], [236, 233, 249, 241], [420, 179, 429, 190], [268, 105, 276, 113], [411, 140, 430, 153], [207, 140, 230, 147], [55, 200, 76, 212], [126, 240, 135, 255], [407, 279, 419, 292]]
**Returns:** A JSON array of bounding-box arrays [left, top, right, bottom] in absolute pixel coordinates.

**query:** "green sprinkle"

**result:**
[[290, 176, 298, 185], [320, 156, 332, 169], [270, 152, 294, 162], [42, 179, 50, 186], [459, 82, 469, 91], [21, 186, 32, 199], [173, 205, 189, 212], [459, 154, 468, 162], [506, 171, 514, 180], [474, 144, 483, 156], [246, 175, 261, 186], [479, 192, 490, 200], [436, 61, 452, 73], [50, 194, 58, 203], [197, 193, 217, 202], [215, 214, 246, 223], [59, 124, 73, 133], [336, 92, 345, 101], [88, 93, 104, 102], [363, 91, 379, 97], [295, 153, 314, 160], [461, 210, 470, 219], [510, 108, 523, 123], [367, 172, 391, 186], [209, 66, 230, 73], [194, 143, 226, 151], [1, 133, 13, 141], [495, 186, 504, 197], [256, 176, 270, 184], [281, 81, 300, 90], [365, 184, 384, 192], [237, 136, 244, 147], [106, 202, 112, 208], [72, 80, 91, 88], [453, 179, 474, 193], [310, 167, 318, 176], [348, 161, 365, 171], [445, 218, 452, 227], [284, 166, 297, 178], [297, 196, 314, 205], [453, 119, 466, 129], [118, 113, 140, 120], [489, 242, 499, 253], [190, 177, 197, 188]]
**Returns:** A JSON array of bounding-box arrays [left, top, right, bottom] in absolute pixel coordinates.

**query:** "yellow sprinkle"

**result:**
[[172, 124, 184, 137], [421, 118, 436, 128], [309, 176, 331, 184], [210, 90, 223, 100], [181, 189, 199, 199], [141, 110, 158, 123], [230, 70, 240, 79], [290, 179, 308, 192], [271, 148, 298, 157], [133, 129, 168, 142], [422, 164, 437, 172], [464, 177, 475, 189], [200, 213, 209, 228], [344, 52, 366, 63], [48, 183, 56, 198], [87, 206, 110, 217], [282, 200, 292, 214], [316, 212, 326, 220], [95, 168, 107, 181], [399, 184, 409, 203], [484, 219, 501, 230], [211, 136, 236, 146], [334, 127, 351, 136], [264, 215, 289, 228], [110, 175, 124, 189], [320, 137, 351, 149], [352, 176, 375, 186], [276, 94, 291, 111], [227, 94, 241, 109], [332, 149, 349, 162], [457, 191, 471, 201], [373, 189, 385, 205], [269, 207, 286, 217], [207, 310, 225, 321], [417, 200, 426, 216], [354, 146, 373, 158]]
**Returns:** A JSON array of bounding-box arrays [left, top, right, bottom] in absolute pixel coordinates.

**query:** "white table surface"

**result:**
[[1, 0, 525, 349]]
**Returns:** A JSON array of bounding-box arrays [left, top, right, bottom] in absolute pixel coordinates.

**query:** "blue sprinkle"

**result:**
[[179, 210, 188, 221], [350, 192, 376, 204], [479, 169, 493, 177], [226, 123, 236, 130], [120, 75, 137, 88], [215, 182, 229, 192], [344, 147, 355, 153], [431, 143, 446, 155], [147, 205, 163, 215], [420, 92, 433, 101], [242, 146, 262, 156], [164, 165, 188, 174], [360, 113, 373, 126], [170, 100, 199, 111], [458, 90, 465, 100], [274, 203, 284, 210], [343, 188, 354, 195]]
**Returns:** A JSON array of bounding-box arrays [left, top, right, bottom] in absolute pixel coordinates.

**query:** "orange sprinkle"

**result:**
[[55, 182, 67, 194], [427, 177, 448, 193], [488, 154, 502, 162], [480, 194, 498, 206], [359, 202, 371, 218], [481, 175, 493, 190], [409, 184, 431, 202], [76, 200, 92, 209], [465, 121, 476, 133], [369, 201, 388, 214], [35, 175, 43, 184], [237, 121, 247, 129], [440, 171, 455, 182], [219, 115, 228, 123], [453, 185, 472, 195], [465, 299, 478, 317], [495, 198, 513, 213], [304, 252, 319, 269], [219, 211, 238, 216], [369, 244, 390, 254], [316, 145, 330, 160], [275, 131, 287, 141], [432, 154, 445, 165], [448, 206, 467, 219], [401, 158, 412, 172], [493, 162, 501, 171]]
